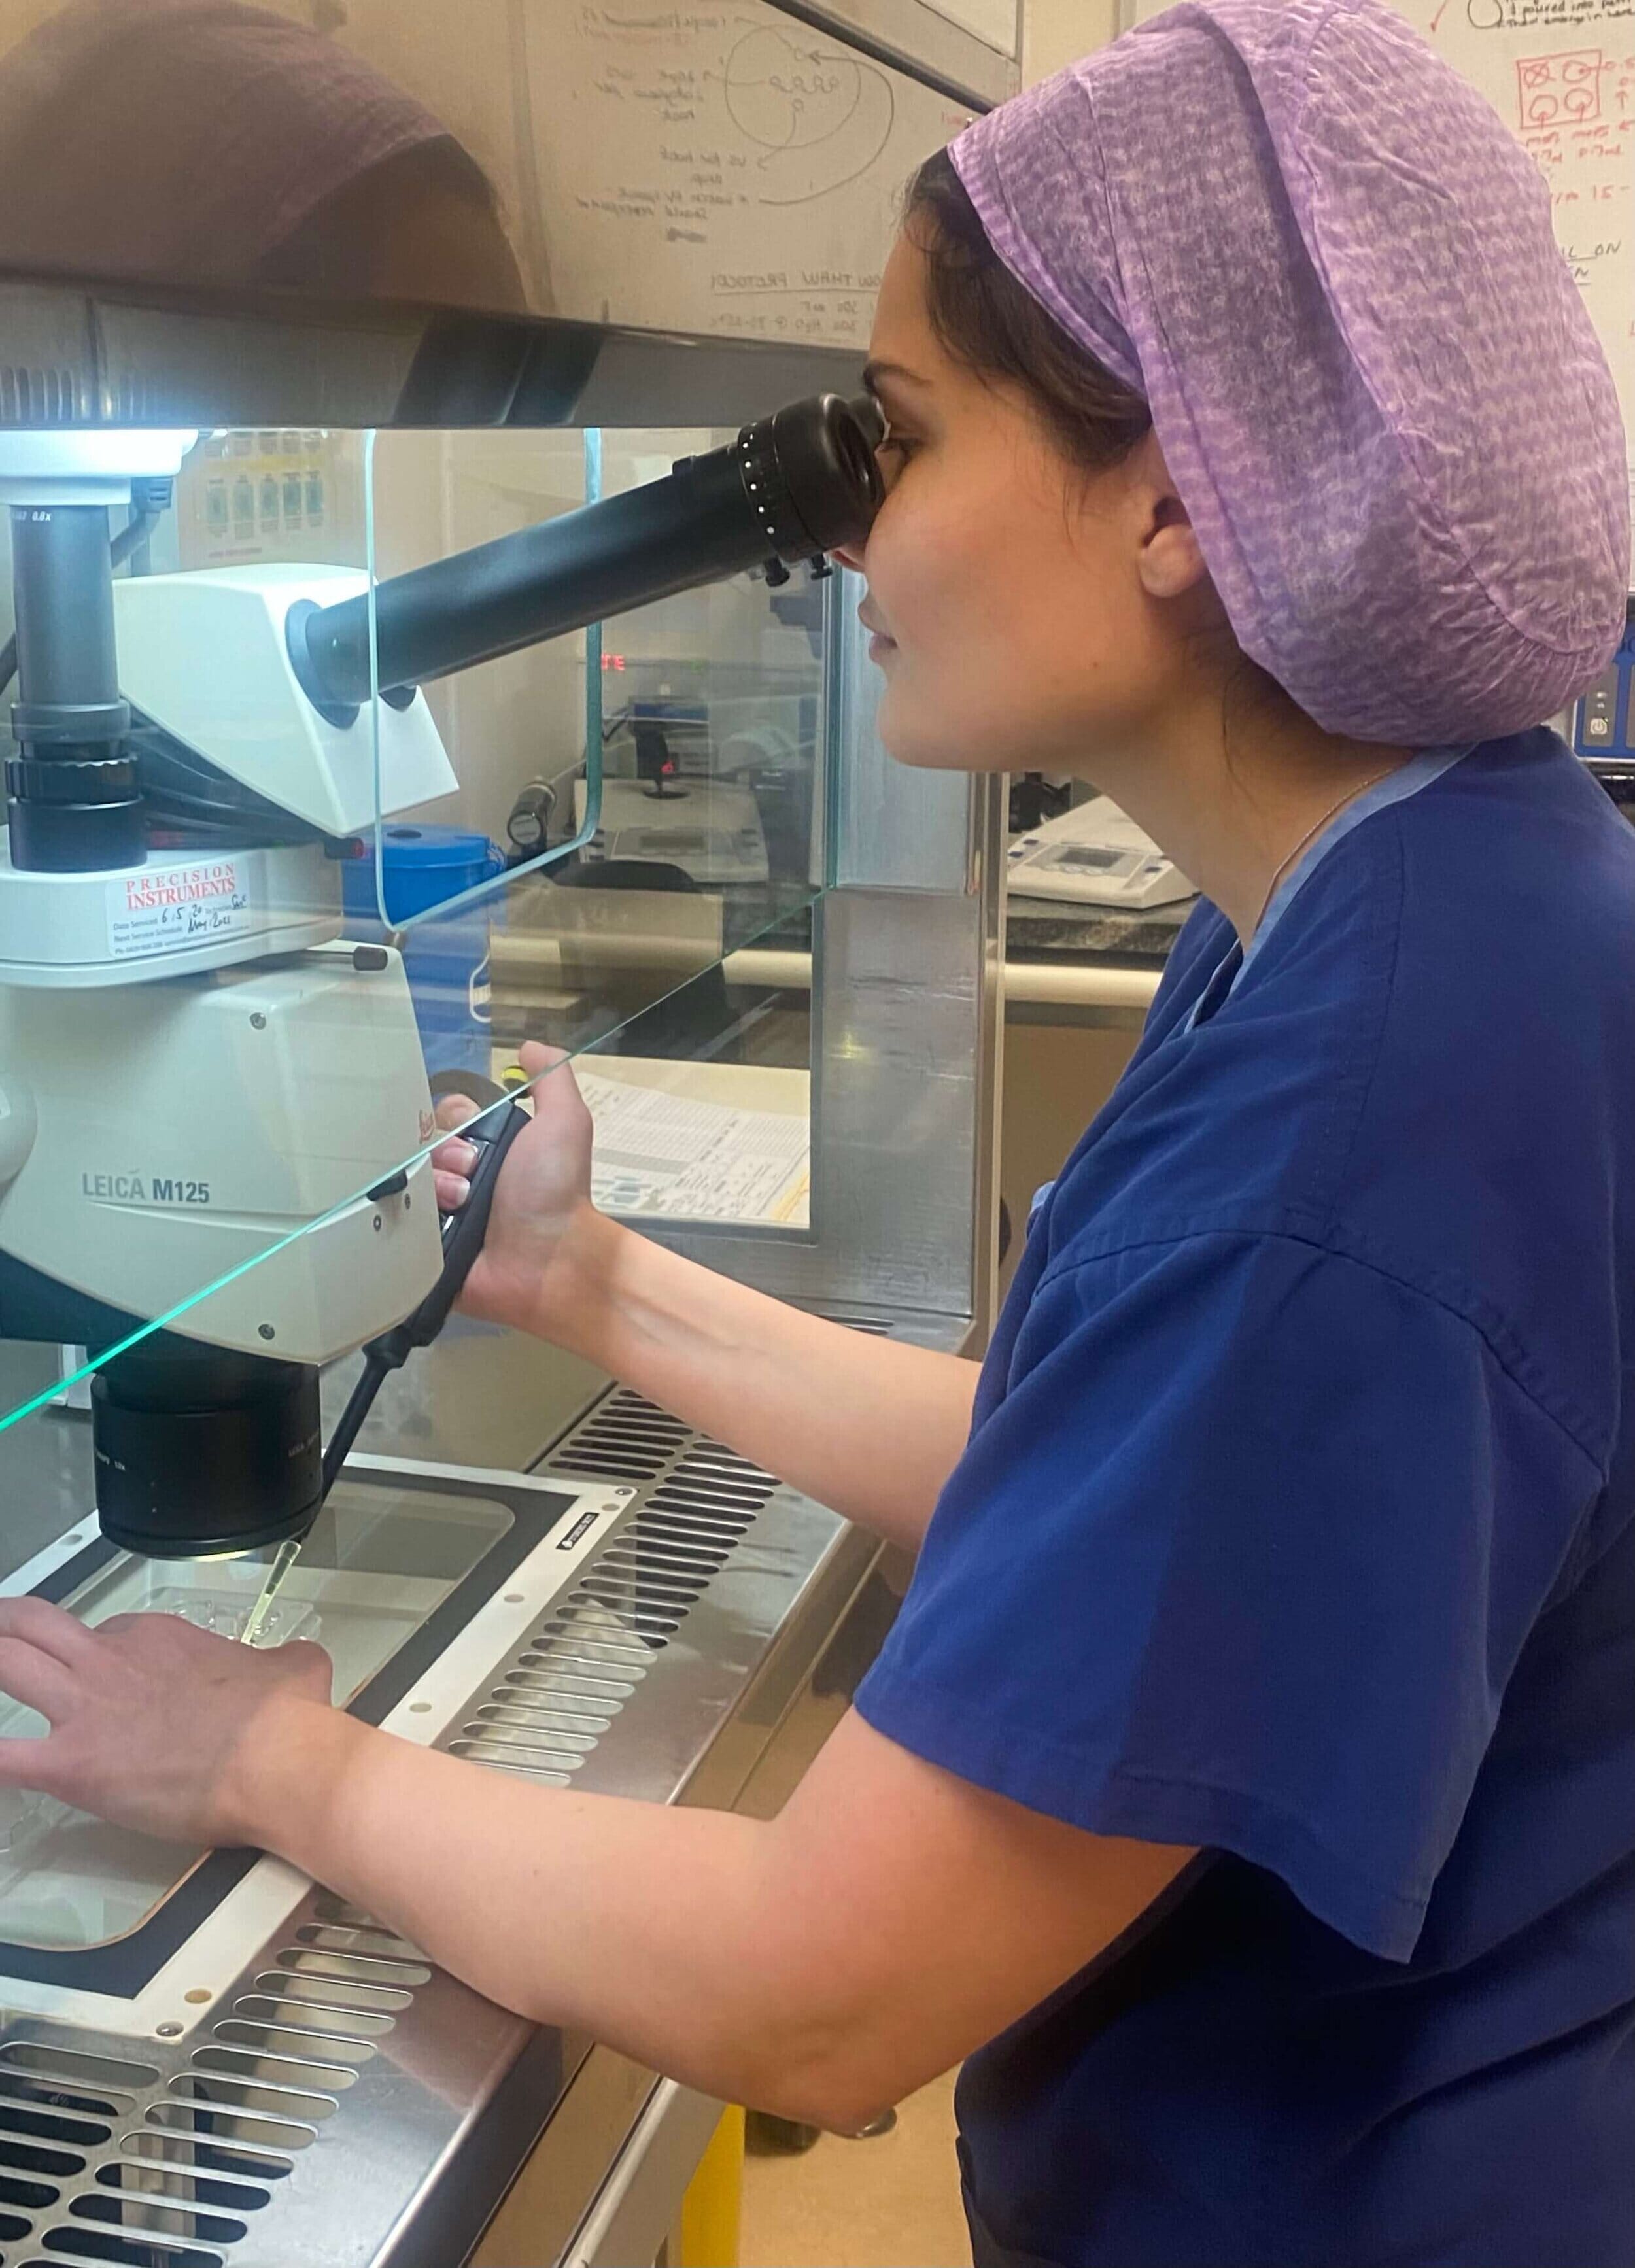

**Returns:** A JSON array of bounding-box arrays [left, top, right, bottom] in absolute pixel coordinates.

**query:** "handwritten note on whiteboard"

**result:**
[[519, 3, 976, 348], [1123, 0, 1635, 552]]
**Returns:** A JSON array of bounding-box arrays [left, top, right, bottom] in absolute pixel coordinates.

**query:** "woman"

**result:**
[[3, 3, 1632, 2261]]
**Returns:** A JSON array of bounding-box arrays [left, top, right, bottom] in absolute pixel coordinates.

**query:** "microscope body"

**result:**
[[0, 438, 458, 1554], [0, 398, 881, 1555]]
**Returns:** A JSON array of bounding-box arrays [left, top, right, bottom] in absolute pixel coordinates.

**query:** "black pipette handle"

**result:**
[[372, 1095, 531, 1364], [318, 1097, 530, 1500]]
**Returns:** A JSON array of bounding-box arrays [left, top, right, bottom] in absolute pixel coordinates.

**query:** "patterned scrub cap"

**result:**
[[950, 0, 1629, 744]]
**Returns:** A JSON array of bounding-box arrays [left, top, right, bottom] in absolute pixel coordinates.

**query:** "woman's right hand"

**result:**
[[431, 1042, 612, 1340]]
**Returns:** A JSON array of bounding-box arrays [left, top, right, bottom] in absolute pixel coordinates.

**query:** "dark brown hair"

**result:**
[[903, 149, 1152, 474]]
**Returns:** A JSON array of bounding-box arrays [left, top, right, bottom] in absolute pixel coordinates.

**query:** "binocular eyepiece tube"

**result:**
[[288, 391, 886, 726]]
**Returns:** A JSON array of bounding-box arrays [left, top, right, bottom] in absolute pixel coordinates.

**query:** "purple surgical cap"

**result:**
[[950, 0, 1630, 746]]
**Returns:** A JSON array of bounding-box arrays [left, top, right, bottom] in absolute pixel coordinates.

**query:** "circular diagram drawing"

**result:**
[[721, 27, 894, 205]]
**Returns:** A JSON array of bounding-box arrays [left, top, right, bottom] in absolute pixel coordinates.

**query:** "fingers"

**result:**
[[434, 1094, 479, 1133], [0, 1636, 76, 1724], [435, 1167, 471, 1212], [0, 1595, 97, 1668], [0, 1735, 63, 1796]]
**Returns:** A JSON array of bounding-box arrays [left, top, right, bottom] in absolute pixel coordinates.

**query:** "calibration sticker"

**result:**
[[107, 859, 255, 959]]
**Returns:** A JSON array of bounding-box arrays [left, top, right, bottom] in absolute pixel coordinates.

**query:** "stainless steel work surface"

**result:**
[[0, 1352, 908, 2266]]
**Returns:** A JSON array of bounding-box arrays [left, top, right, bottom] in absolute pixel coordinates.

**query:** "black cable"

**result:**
[[319, 1350, 390, 1501], [109, 504, 162, 573]]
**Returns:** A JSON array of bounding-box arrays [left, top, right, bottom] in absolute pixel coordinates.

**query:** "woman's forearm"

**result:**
[[231, 1697, 1186, 2138], [530, 1213, 977, 1553], [239, 1701, 872, 2125]]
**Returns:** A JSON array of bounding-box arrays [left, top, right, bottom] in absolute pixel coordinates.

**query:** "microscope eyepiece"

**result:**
[[734, 392, 885, 564]]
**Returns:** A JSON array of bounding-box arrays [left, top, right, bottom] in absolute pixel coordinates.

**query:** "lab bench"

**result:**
[[0, 1320, 927, 2267]]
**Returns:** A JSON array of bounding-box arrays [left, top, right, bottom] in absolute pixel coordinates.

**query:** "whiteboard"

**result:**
[[1122, 0, 1635, 525], [239, 0, 975, 349], [517, 1, 977, 347]]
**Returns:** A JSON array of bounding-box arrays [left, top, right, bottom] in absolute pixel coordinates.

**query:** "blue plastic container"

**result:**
[[341, 825, 504, 1081]]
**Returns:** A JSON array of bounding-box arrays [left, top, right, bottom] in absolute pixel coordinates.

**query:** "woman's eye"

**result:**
[[877, 434, 918, 477]]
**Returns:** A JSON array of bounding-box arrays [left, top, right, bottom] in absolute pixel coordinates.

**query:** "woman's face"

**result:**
[[836, 228, 1209, 775]]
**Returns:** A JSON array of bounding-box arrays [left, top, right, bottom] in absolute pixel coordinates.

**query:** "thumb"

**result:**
[[518, 1041, 570, 1082]]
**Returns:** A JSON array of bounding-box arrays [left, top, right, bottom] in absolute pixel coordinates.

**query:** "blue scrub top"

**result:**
[[855, 729, 1635, 2268]]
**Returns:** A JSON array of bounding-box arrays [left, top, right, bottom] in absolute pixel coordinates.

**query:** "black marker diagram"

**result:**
[[716, 26, 895, 205]]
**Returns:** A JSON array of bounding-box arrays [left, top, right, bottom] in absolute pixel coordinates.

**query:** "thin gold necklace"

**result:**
[[1248, 764, 1401, 938]]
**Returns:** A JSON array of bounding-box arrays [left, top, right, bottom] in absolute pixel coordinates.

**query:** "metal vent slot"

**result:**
[[650, 1470, 766, 1501], [69, 2191, 250, 2244], [523, 1628, 654, 1666], [653, 1475, 769, 1511], [119, 2136, 292, 2186], [143, 2106, 315, 2156], [1, 2129, 96, 2177], [99, 2164, 273, 2212], [270, 1949, 432, 1988], [605, 1529, 731, 1567], [676, 1443, 776, 1478], [470, 1699, 605, 1737], [0, 2052, 154, 2099], [0, 2078, 124, 2127], [447, 1738, 585, 1776], [294, 1924, 419, 1961], [27, 2231, 226, 2265], [504, 1671, 637, 1707], [308, 1897, 384, 1931], [188, 2048, 358, 2094], [115, 2140, 283, 2195], [165, 2076, 339, 2125], [228, 1998, 394, 2042], [0, 2172, 59, 2211], [250, 1970, 411, 2014]]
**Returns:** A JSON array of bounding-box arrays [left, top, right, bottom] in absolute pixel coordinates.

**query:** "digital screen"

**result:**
[[1045, 844, 1127, 873]]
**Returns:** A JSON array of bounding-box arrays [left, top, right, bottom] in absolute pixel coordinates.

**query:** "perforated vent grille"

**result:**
[[0, 1383, 823, 2258], [0, 1905, 427, 2264], [445, 1391, 781, 1783]]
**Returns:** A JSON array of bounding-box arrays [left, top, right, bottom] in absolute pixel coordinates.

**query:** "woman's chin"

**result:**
[[876, 686, 1003, 774]]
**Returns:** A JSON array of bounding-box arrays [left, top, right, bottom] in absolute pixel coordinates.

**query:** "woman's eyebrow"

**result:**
[[862, 358, 932, 398]]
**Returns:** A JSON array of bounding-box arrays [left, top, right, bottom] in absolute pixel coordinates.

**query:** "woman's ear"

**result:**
[[1127, 431, 1209, 601]]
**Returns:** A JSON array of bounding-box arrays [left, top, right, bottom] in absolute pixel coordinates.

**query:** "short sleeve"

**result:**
[[855, 1231, 1600, 1960]]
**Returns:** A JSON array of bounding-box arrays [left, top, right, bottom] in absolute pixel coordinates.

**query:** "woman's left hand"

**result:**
[[0, 1596, 334, 1847]]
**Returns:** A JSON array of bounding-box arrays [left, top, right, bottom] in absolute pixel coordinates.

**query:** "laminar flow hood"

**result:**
[[0, 0, 1016, 431]]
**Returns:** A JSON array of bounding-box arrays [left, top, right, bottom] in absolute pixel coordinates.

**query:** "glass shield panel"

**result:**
[[0, 419, 825, 1570], [362, 423, 821, 1228]]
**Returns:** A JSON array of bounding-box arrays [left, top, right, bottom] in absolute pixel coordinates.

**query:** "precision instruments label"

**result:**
[[107, 858, 254, 959], [557, 1510, 602, 1551]]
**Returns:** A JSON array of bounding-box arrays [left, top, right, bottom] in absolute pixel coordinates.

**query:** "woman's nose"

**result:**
[[830, 541, 867, 574]]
